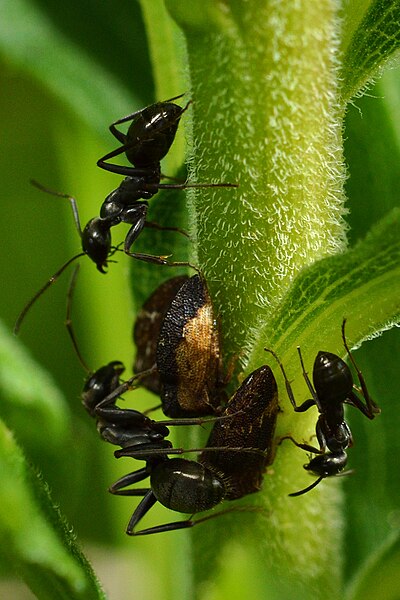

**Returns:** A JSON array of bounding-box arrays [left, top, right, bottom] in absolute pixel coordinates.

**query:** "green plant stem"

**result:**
[[171, 0, 347, 355], [162, 1, 346, 597]]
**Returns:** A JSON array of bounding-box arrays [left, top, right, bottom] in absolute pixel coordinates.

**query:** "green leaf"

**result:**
[[249, 207, 400, 368], [0, 419, 106, 599], [341, 0, 374, 53], [140, 0, 188, 172], [0, 318, 69, 450], [341, 0, 400, 102], [344, 73, 400, 243], [0, 0, 135, 135], [345, 530, 400, 600]]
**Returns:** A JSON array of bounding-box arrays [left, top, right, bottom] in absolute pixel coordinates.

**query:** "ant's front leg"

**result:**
[[144, 221, 190, 239], [121, 205, 148, 253], [95, 367, 157, 411], [265, 348, 317, 412], [125, 249, 200, 273], [278, 435, 322, 455]]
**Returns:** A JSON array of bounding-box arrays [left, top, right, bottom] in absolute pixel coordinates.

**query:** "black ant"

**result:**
[[14, 95, 237, 334], [286, 447, 349, 497], [111, 364, 280, 535], [13, 178, 198, 335], [265, 319, 380, 494], [64, 271, 278, 534], [96, 95, 237, 254]]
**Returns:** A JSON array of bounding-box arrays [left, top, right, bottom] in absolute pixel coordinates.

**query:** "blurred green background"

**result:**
[[0, 1, 400, 599]]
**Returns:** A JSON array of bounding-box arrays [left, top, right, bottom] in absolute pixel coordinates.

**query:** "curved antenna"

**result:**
[[65, 265, 91, 373], [30, 179, 83, 238], [14, 252, 85, 335], [15, 179, 89, 335], [288, 475, 324, 497]]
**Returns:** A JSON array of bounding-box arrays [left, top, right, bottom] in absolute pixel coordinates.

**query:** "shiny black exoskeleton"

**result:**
[[82, 361, 171, 449], [81, 359, 241, 530], [97, 95, 189, 177], [111, 364, 279, 536], [266, 319, 380, 456], [96, 96, 237, 257], [288, 450, 348, 497], [14, 95, 236, 334], [266, 320, 380, 495]]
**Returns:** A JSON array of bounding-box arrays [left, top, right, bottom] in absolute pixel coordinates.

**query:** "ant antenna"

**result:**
[[30, 180, 83, 239], [65, 265, 91, 372], [14, 251, 85, 335], [288, 476, 324, 497]]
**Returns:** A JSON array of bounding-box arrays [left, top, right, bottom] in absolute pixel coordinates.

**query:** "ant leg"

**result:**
[[144, 221, 190, 239], [124, 490, 161, 535], [126, 491, 192, 536], [297, 347, 320, 407], [264, 348, 316, 412], [123, 213, 148, 253], [95, 367, 158, 410], [97, 147, 155, 173], [125, 250, 200, 273], [278, 435, 321, 454], [153, 181, 239, 190], [109, 465, 151, 494], [341, 319, 381, 418], [130, 505, 265, 536], [115, 445, 266, 461]]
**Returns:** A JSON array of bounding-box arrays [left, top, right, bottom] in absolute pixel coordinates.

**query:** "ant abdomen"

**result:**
[[313, 351, 353, 402], [150, 458, 226, 513], [125, 102, 184, 167]]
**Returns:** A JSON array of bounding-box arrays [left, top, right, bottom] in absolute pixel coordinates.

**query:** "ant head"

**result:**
[[82, 361, 126, 417], [304, 451, 348, 478], [15, 180, 115, 335], [81, 217, 112, 273], [289, 451, 348, 497]]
